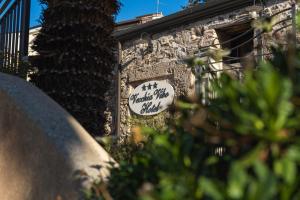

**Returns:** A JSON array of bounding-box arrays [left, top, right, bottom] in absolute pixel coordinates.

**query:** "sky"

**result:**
[[30, 0, 190, 27]]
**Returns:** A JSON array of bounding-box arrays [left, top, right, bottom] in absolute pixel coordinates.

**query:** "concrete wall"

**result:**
[[0, 72, 115, 200]]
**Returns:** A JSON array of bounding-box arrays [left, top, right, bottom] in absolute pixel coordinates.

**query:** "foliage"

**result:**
[[98, 112, 170, 163], [129, 112, 170, 132], [97, 133, 141, 163], [29, 0, 119, 136], [86, 11, 300, 200], [96, 111, 170, 163]]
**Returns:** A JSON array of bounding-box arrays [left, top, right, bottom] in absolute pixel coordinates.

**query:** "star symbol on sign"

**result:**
[[148, 84, 152, 90], [142, 85, 147, 91], [153, 82, 158, 89]]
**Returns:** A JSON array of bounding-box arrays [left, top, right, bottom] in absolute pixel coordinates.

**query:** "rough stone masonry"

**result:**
[[107, 0, 292, 139]]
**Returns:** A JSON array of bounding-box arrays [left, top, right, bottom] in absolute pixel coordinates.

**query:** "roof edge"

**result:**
[[114, 0, 255, 41]]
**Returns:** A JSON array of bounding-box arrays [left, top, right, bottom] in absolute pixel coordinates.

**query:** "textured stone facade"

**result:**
[[109, 0, 292, 139]]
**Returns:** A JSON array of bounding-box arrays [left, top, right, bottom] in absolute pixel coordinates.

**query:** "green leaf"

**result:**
[[227, 163, 248, 199], [198, 177, 224, 200], [176, 101, 198, 110], [286, 146, 300, 162], [282, 158, 297, 184]]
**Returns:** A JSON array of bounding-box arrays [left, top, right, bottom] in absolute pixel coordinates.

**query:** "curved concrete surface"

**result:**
[[0, 73, 115, 200]]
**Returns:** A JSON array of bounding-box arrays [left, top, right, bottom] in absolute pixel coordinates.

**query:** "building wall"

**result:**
[[28, 27, 41, 56], [113, 0, 292, 139]]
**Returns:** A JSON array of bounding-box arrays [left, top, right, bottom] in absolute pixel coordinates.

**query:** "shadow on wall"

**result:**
[[0, 73, 115, 200]]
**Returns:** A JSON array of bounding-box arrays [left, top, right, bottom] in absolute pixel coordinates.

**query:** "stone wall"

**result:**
[[263, 1, 295, 53], [110, 0, 292, 139]]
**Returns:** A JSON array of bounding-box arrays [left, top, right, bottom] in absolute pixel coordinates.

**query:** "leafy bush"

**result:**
[[85, 14, 300, 200]]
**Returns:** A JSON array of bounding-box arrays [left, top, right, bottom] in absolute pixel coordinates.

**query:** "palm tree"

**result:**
[[30, 0, 120, 136]]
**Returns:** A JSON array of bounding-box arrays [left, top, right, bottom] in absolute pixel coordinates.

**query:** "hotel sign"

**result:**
[[129, 80, 175, 116]]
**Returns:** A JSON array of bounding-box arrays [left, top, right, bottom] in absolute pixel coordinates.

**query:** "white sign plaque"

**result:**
[[129, 80, 175, 116]]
